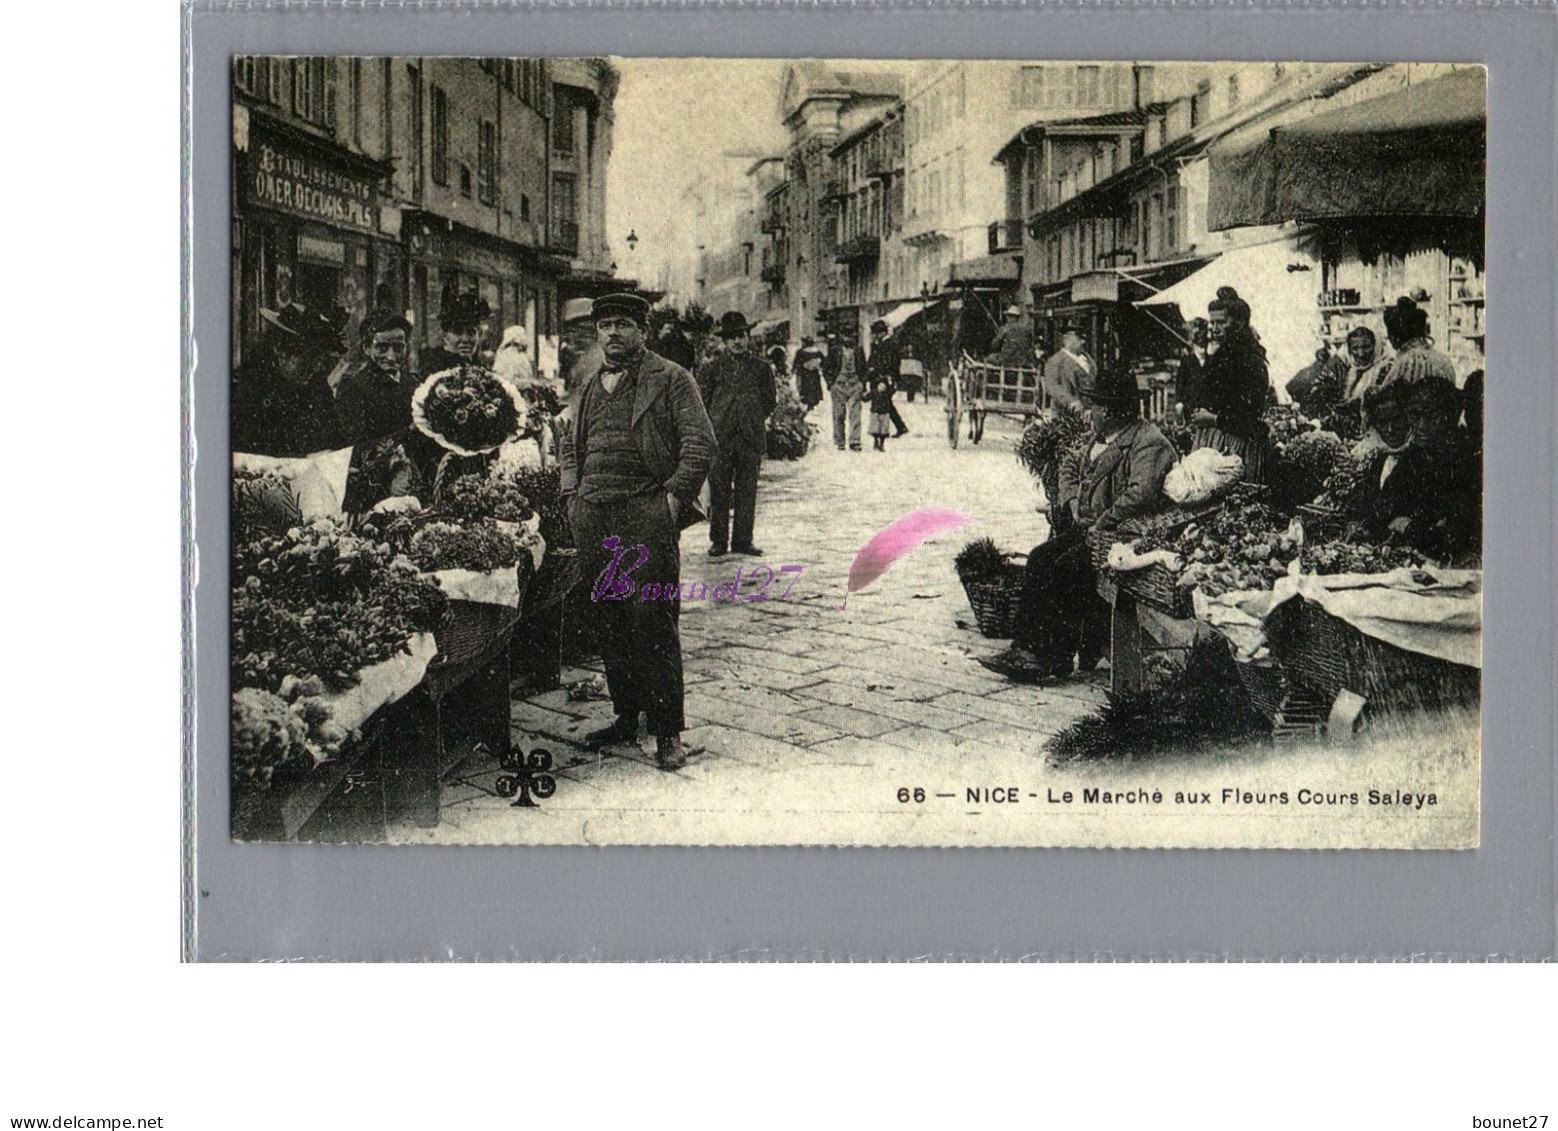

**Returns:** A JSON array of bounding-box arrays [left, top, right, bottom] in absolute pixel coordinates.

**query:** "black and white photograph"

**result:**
[[227, 58, 1485, 848]]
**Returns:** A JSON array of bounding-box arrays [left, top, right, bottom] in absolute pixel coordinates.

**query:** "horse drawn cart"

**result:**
[[944, 353, 1052, 448]]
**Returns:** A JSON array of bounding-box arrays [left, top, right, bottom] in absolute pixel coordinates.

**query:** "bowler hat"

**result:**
[[560, 298, 595, 326], [440, 291, 491, 330], [716, 311, 752, 338], [592, 292, 651, 325], [261, 302, 349, 352], [1081, 367, 1143, 410]]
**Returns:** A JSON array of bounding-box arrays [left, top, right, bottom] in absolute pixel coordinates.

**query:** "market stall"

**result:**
[[229, 365, 580, 841]]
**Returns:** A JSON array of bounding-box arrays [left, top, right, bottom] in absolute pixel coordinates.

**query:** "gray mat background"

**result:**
[[184, 1, 1557, 961]]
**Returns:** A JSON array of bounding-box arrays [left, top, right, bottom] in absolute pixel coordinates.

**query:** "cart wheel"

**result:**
[[947, 410, 961, 449]]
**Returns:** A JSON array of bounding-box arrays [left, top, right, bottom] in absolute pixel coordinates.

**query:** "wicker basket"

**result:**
[[961, 561, 1027, 639], [1115, 562, 1195, 618], [1267, 597, 1480, 715]]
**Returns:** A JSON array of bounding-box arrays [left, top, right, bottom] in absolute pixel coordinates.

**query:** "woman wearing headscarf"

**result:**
[[1185, 286, 1271, 482], [1365, 296, 1462, 450]]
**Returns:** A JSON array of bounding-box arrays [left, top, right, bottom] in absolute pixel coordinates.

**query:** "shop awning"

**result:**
[[749, 318, 790, 340], [878, 299, 931, 332], [949, 254, 1023, 285], [1135, 239, 1325, 390], [1207, 68, 1486, 232]]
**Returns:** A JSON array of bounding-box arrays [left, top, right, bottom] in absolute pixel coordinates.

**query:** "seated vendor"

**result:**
[[1356, 380, 1481, 562], [981, 368, 1178, 682]]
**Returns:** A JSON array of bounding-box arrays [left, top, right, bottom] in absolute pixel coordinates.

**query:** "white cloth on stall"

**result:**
[[1264, 568, 1482, 669]]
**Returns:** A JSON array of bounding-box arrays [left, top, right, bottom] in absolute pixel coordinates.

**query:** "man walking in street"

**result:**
[[829, 332, 866, 451], [697, 312, 778, 558], [334, 309, 415, 447], [1043, 324, 1096, 410], [865, 319, 909, 437], [559, 292, 716, 770], [793, 335, 826, 411]]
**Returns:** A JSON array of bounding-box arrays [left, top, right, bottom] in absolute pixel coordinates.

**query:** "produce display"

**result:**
[[1313, 452, 1373, 515], [407, 520, 523, 574], [1015, 403, 1092, 486], [1138, 495, 1296, 598], [1299, 538, 1424, 575], [412, 366, 526, 455], [765, 380, 814, 461]]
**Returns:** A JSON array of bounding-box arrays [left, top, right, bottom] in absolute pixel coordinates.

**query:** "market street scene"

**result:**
[[228, 59, 1484, 848]]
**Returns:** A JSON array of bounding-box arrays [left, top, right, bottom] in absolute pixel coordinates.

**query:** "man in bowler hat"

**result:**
[[558, 292, 716, 770], [696, 311, 778, 557]]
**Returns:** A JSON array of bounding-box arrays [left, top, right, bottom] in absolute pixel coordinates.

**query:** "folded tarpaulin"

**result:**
[[1264, 567, 1482, 669], [1207, 68, 1486, 231]]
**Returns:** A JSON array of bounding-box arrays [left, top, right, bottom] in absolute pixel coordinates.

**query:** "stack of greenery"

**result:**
[[1014, 403, 1092, 502], [765, 380, 816, 461], [1045, 636, 1268, 763]]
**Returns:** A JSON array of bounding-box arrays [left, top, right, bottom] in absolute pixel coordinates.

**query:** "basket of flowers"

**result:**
[[955, 537, 1027, 639]]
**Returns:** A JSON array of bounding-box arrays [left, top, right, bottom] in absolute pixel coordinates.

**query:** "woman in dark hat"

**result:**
[[232, 302, 351, 457], [1185, 286, 1271, 482], [982, 367, 1176, 682], [421, 291, 492, 376]]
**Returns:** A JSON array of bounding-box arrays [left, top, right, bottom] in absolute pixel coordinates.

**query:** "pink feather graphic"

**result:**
[[841, 508, 973, 609]]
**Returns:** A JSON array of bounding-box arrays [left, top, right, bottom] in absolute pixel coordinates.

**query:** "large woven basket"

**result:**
[[1266, 596, 1480, 715], [961, 561, 1027, 639]]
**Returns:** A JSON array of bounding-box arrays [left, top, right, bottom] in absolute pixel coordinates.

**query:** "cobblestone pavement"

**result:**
[[388, 395, 1110, 845]]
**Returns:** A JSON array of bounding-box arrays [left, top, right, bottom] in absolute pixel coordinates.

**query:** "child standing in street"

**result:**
[[867, 377, 896, 452]]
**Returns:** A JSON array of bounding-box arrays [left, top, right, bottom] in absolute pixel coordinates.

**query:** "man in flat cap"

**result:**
[[422, 290, 491, 375], [559, 291, 716, 770], [334, 309, 415, 447], [696, 312, 778, 558]]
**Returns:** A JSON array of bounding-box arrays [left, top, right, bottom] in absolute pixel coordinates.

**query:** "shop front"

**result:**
[[402, 211, 571, 376], [232, 108, 399, 368]]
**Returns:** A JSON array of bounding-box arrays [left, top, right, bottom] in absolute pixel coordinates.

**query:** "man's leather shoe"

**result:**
[[708, 545, 728, 558], [733, 545, 764, 557], [582, 715, 638, 749], [655, 735, 688, 770]]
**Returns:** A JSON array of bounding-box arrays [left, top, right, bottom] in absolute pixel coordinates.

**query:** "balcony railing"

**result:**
[[864, 151, 901, 180], [988, 219, 1024, 253], [760, 216, 785, 235], [835, 234, 880, 265], [820, 179, 846, 202], [760, 263, 786, 284], [549, 219, 579, 256]]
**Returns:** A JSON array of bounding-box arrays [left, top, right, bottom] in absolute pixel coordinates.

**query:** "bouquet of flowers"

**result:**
[[434, 471, 537, 525], [1263, 403, 1315, 447], [407, 520, 522, 574], [503, 466, 572, 549], [233, 519, 397, 603], [412, 366, 527, 456], [1314, 452, 1374, 516], [232, 469, 302, 540], [231, 688, 313, 787]]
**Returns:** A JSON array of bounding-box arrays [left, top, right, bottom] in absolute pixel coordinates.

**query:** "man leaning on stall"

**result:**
[[559, 292, 716, 770], [981, 367, 1177, 683]]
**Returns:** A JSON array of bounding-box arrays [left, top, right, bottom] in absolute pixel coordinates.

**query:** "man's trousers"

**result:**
[[1012, 528, 1111, 672], [708, 441, 762, 552], [568, 491, 686, 736], [831, 388, 862, 449]]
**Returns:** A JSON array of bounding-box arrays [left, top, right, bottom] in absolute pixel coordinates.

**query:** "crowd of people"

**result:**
[[978, 286, 1483, 684]]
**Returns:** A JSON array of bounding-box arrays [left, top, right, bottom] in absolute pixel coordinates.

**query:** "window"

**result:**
[[1018, 66, 1046, 109], [351, 58, 363, 148], [291, 58, 335, 128], [381, 59, 393, 156], [1134, 65, 1156, 106], [1077, 66, 1101, 108], [520, 194, 531, 222], [552, 94, 574, 155], [1191, 81, 1210, 128], [1165, 184, 1179, 251], [430, 84, 449, 185], [408, 65, 424, 201], [503, 60, 516, 92], [550, 172, 576, 250], [235, 58, 282, 104], [477, 119, 498, 205], [459, 164, 472, 198]]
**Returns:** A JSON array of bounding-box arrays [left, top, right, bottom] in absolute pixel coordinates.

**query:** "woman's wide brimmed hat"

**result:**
[[260, 302, 349, 351]]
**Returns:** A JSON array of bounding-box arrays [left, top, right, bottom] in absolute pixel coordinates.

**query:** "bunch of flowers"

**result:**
[[407, 520, 522, 574], [1271, 429, 1351, 510], [412, 366, 526, 456], [233, 519, 396, 604], [1314, 453, 1374, 516], [765, 381, 815, 461], [1300, 538, 1425, 575], [435, 471, 537, 525], [503, 466, 572, 549], [954, 536, 1009, 585], [232, 469, 302, 540], [1264, 403, 1315, 447], [231, 688, 312, 787]]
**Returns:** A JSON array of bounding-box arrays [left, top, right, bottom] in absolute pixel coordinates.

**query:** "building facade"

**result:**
[[232, 55, 618, 373]]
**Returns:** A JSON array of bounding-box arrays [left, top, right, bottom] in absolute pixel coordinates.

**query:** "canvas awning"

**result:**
[[1135, 239, 1324, 391], [748, 318, 790, 340], [877, 299, 932, 332], [1207, 68, 1486, 232]]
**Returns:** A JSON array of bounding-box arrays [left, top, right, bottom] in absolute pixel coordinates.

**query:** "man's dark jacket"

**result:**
[[232, 357, 343, 457], [334, 362, 415, 447], [696, 349, 778, 455], [559, 348, 716, 513], [1057, 420, 1177, 535]]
